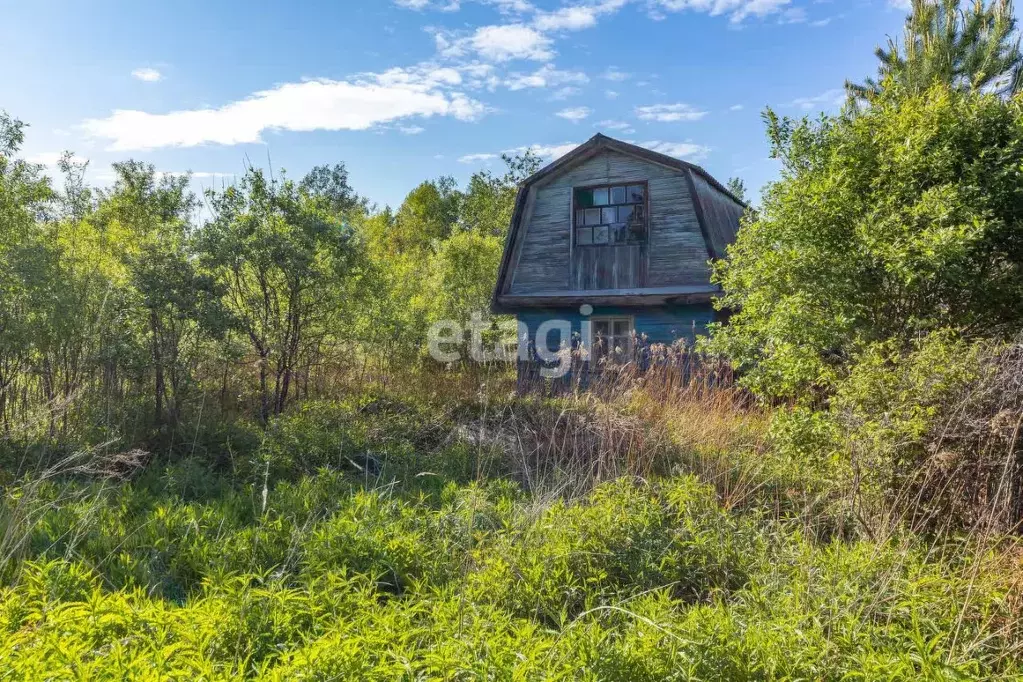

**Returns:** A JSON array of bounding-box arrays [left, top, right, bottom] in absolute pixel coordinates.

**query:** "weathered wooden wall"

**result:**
[[516, 304, 716, 354], [689, 171, 744, 259], [508, 151, 711, 295], [571, 244, 645, 290]]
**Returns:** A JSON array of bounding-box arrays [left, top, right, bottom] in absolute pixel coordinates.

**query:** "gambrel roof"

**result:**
[[491, 134, 747, 313]]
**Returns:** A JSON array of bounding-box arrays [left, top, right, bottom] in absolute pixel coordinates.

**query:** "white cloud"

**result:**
[[507, 142, 580, 159], [534, 5, 600, 30], [646, 0, 792, 23], [160, 170, 237, 180], [460, 141, 580, 163], [533, 0, 628, 31], [400, 125, 426, 134], [81, 67, 486, 151], [602, 66, 630, 82], [131, 67, 162, 82], [504, 63, 588, 90], [556, 106, 592, 121], [463, 137, 708, 166], [26, 151, 67, 166], [605, 90, 619, 99], [488, 0, 535, 12], [778, 7, 806, 24], [549, 86, 582, 100], [396, 0, 533, 11], [790, 88, 845, 111], [597, 119, 636, 134], [393, 0, 461, 10], [431, 0, 799, 77], [469, 24, 553, 61], [458, 152, 499, 163], [639, 140, 710, 160], [729, 104, 744, 111], [635, 102, 708, 122]]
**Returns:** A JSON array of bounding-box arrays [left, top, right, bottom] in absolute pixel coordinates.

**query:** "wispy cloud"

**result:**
[[635, 102, 708, 122], [504, 63, 588, 90], [790, 88, 845, 111], [26, 151, 69, 166], [131, 67, 162, 82], [602, 66, 630, 82], [507, 142, 580, 159], [395, 0, 532, 11], [596, 119, 636, 134], [458, 152, 500, 163], [639, 139, 710, 160], [458, 137, 709, 166], [438, 23, 554, 61], [646, 0, 793, 23], [82, 66, 486, 151], [556, 106, 592, 122], [460, 141, 579, 164], [533, 0, 628, 31], [431, 0, 799, 68]]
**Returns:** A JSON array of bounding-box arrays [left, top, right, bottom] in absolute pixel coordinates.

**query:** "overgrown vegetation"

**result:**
[[2, 0, 1023, 677], [0, 384, 1020, 679]]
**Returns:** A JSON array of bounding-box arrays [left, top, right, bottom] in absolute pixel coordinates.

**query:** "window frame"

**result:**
[[589, 315, 636, 360], [571, 181, 649, 249]]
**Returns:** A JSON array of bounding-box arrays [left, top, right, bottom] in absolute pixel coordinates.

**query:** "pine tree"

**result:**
[[846, 0, 1022, 102]]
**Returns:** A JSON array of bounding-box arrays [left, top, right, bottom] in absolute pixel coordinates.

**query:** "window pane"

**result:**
[[593, 321, 610, 337], [610, 223, 627, 243], [584, 208, 601, 226], [628, 185, 645, 203], [575, 227, 592, 245], [574, 188, 594, 208], [618, 205, 633, 223], [592, 188, 609, 206], [610, 186, 626, 204], [593, 225, 609, 244], [601, 207, 617, 224], [614, 320, 631, 336], [575, 209, 585, 226]]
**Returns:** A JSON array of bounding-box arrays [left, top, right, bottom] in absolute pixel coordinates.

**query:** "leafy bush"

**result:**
[[0, 462, 1018, 680], [711, 84, 1023, 402]]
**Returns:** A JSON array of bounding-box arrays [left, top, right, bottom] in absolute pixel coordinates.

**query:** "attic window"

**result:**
[[573, 183, 647, 247]]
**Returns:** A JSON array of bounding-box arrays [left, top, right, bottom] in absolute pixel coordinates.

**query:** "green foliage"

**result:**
[[848, 0, 1023, 102], [0, 462, 1016, 680], [201, 166, 361, 421], [0, 109, 534, 441], [426, 228, 504, 324], [710, 85, 1023, 401], [726, 176, 748, 203]]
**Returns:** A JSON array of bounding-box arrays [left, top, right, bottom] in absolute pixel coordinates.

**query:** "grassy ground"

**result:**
[[0, 379, 1020, 680]]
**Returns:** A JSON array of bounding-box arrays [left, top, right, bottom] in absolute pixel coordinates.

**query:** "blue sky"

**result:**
[[2, 0, 912, 209]]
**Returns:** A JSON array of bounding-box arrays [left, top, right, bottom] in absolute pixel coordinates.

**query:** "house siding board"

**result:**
[[690, 172, 743, 260], [510, 185, 571, 293], [517, 304, 715, 354], [647, 174, 711, 287], [509, 150, 710, 295]]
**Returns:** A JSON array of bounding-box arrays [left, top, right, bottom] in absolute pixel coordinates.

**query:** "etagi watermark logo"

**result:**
[[427, 305, 599, 379]]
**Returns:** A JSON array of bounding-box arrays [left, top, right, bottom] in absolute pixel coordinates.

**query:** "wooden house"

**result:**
[[491, 133, 746, 372]]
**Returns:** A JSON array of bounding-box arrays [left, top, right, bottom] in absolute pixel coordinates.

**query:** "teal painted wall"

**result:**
[[516, 304, 715, 354]]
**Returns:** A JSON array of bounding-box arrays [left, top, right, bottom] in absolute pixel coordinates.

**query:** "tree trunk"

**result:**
[[151, 310, 165, 426]]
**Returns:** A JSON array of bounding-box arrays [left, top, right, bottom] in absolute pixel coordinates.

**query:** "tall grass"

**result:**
[[0, 353, 1020, 679]]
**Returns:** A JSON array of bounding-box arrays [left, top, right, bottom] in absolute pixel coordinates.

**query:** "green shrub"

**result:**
[[0, 460, 1019, 679]]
